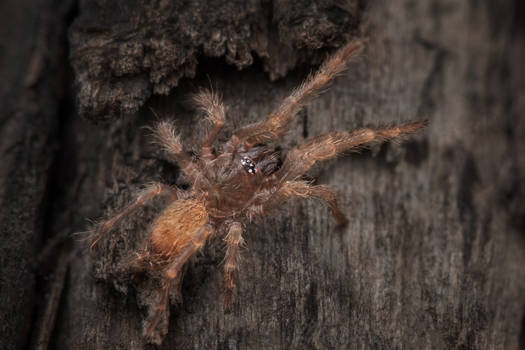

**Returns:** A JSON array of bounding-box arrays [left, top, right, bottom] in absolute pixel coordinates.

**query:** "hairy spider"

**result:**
[[91, 40, 425, 341]]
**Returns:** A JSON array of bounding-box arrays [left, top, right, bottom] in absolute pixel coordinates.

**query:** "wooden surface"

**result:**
[[0, 0, 74, 349], [1, 0, 524, 349]]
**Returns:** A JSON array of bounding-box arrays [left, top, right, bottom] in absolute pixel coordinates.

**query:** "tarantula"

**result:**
[[91, 40, 425, 339]]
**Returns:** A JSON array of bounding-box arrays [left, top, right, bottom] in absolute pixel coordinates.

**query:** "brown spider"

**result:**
[[91, 40, 425, 340]]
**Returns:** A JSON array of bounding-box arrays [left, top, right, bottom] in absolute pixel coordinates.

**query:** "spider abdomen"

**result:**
[[150, 198, 209, 257]]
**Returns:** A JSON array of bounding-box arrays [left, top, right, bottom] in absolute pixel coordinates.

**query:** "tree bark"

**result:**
[[1, 0, 525, 349], [0, 0, 73, 349]]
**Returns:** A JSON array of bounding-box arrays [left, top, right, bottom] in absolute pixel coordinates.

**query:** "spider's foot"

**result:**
[[334, 215, 349, 230], [89, 219, 118, 250]]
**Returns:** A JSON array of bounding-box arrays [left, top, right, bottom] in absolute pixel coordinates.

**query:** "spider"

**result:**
[[91, 40, 425, 340]]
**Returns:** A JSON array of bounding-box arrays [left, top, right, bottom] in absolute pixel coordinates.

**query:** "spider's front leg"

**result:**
[[229, 41, 363, 149], [193, 89, 226, 161], [91, 182, 181, 249], [223, 221, 244, 307], [278, 120, 427, 181]]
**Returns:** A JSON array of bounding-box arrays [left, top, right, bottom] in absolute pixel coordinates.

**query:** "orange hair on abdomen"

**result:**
[[150, 199, 209, 257]]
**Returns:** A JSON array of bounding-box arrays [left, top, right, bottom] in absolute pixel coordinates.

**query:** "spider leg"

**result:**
[[193, 89, 226, 160], [151, 121, 204, 183], [256, 181, 348, 227], [229, 41, 364, 149], [144, 277, 172, 341], [146, 224, 214, 338], [277, 120, 427, 181], [280, 181, 348, 227], [164, 223, 215, 279], [223, 221, 244, 307], [90, 183, 182, 249]]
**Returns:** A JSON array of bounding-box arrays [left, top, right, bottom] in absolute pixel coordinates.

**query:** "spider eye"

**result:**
[[241, 157, 257, 175]]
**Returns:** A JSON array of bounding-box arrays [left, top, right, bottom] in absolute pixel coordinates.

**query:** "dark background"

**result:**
[[1, 0, 525, 349]]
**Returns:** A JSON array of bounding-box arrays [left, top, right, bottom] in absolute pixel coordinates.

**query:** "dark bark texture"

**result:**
[[1, 0, 525, 349]]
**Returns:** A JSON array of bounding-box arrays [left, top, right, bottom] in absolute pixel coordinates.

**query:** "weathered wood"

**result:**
[[1, 0, 524, 349], [0, 1, 74, 349], [69, 0, 359, 121]]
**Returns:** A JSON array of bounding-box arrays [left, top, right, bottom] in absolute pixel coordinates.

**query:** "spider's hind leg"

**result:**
[[145, 224, 215, 340], [143, 277, 173, 344], [90, 183, 181, 249]]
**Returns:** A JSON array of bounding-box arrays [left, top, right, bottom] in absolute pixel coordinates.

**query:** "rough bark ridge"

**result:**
[[1, 0, 525, 350], [70, 0, 359, 120]]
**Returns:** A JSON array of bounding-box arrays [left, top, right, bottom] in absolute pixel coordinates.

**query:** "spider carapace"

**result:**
[[91, 40, 426, 339]]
